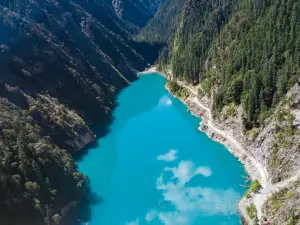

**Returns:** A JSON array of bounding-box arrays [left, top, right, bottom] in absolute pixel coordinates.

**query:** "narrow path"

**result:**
[[192, 96, 269, 187], [179, 82, 300, 222], [253, 169, 300, 220], [181, 82, 269, 187]]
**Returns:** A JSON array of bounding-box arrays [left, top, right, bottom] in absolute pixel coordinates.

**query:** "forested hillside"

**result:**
[[156, 0, 300, 129], [112, 0, 164, 29], [0, 0, 160, 224], [144, 0, 300, 223], [138, 0, 184, 43]]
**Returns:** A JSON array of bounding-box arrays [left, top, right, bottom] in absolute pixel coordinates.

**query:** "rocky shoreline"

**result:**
[[163, 82, 258, 224], [142, 67, 300, 224], [158, 70, 300, 225], [180, 94, 259, 225]]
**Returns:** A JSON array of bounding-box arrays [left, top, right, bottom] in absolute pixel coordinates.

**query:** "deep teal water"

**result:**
[[77, 73, 247, 225]]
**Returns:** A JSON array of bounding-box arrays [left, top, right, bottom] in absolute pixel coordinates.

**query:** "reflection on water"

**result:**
[[152, 160, 240, 225], [157, 149, 178, 162], [77, 73, 247, 225]]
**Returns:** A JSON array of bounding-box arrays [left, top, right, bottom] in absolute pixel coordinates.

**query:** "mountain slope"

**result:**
[[158, 0, 300, 126], [0, 0, 160, 224], [146, 0, 300, 223], [112, 0, 164, 28], [138, 0, 184, 44]]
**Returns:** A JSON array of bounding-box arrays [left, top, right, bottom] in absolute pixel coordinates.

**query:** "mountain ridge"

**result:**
[[0, 0, 161, 224]]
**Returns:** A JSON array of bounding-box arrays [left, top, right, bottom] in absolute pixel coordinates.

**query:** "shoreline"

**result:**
[[138, 66, 158, 75], [141, 66, 269, 224], [164, 85, 257, 224], [166, 77, 300, 225], [140, 67, 300, 225]]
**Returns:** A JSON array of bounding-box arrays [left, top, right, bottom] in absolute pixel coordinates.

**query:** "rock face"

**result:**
[[0, 0, 161, 224]]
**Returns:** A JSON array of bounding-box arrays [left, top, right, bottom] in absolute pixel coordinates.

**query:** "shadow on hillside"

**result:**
[[63, 189, 104, 225]]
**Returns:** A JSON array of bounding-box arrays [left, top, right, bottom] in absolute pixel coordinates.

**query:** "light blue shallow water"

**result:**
[[77, 73, 247, 225]]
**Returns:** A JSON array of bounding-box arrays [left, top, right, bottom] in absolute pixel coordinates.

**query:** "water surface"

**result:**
[[78, 73, 246, 225]]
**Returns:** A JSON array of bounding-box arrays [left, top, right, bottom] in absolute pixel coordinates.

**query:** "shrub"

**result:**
[[245, 180, 261, 198], [167, 80, 180, 93], [247, 203, 257, 219]]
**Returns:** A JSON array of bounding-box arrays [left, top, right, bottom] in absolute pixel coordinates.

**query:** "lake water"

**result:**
[[77, 73, 247, 225]]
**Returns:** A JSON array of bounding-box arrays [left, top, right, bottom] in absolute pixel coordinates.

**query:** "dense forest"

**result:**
[[0, 0, 161, 224], [112, 0, 164, 30], [138, 0, 184, 43], [153, 0, 300, 129]]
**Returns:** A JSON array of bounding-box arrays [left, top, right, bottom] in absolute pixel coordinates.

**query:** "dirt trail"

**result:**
[[179, 82, 269, 186], [179, 82, 300, 222]]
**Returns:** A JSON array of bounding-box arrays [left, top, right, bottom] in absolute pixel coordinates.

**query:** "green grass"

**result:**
[[178, 87, 189, 99], [245, 180, 261, 198], [246, 203, 257, 219]]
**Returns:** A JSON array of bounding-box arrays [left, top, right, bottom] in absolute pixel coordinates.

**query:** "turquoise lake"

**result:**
[[77, 73, 247, 225]]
